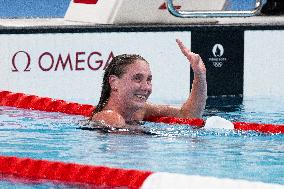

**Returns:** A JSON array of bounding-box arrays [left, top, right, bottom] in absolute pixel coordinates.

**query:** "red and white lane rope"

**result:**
[[0, 156, 282, 189], [0, 155, 151, 188], [0, 90, 283, 134]]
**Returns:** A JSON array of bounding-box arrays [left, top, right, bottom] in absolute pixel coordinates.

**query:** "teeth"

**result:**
[[136, 94, 146, 100]]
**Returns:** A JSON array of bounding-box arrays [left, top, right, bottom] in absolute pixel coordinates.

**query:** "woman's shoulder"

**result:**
[[91, 110, 126, 127]]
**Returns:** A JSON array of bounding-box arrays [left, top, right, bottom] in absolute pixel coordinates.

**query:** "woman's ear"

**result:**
[[108, 75, 118, 91]]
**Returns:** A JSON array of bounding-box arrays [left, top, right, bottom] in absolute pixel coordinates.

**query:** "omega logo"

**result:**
[[11, 51, 114, 72]]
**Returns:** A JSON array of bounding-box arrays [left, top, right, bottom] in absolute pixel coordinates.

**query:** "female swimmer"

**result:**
[[91, 39, 207, 129]]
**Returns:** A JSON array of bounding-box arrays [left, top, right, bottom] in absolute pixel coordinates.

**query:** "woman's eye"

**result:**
[[133, 75, 142, 82], [133, 74, 143, 81]]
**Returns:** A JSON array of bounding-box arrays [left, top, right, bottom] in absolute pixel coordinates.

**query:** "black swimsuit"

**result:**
[[78, 120, 156, 135]]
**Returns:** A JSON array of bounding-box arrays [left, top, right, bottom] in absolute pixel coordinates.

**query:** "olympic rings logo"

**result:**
[[213, 62, 223, 67]]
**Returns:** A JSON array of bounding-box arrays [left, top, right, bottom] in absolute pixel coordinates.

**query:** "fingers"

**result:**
[[193, 54, 201, 66], [176, 39, 189, 54], [176, 38, 183, 47], [176, 39, 202, 62], [176, 39, 206, 75], [176, 39, 193, 62]]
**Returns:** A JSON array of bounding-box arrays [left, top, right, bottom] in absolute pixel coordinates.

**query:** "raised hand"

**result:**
[[176, 39, 206, 77]]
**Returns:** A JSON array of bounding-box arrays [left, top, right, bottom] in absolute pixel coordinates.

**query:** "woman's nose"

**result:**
[[140, 81, 152, 91]]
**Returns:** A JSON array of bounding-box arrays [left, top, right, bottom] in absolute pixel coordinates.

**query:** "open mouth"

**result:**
[[134, 94, 147, 101]]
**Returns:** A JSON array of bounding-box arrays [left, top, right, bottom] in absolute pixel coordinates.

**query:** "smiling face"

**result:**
[[111, 59, 152, 110]]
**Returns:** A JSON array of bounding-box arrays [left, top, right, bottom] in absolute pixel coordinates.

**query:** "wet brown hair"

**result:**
[[93, 54, 147, 114]]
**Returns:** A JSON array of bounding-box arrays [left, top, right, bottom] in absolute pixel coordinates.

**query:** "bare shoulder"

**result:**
[[91, 110, 126, 127]]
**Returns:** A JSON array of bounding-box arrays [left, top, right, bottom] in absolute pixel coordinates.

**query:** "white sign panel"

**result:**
[[244, 30, 284, 98], [0, 32, 191, 105]]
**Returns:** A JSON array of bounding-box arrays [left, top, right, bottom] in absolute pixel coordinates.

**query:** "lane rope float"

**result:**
[[0, 155, 151, 188], [0, 90, 283, 134], [0, 155, 282, 189]]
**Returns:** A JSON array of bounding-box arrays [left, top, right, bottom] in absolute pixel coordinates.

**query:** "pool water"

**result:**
[[0, 96, 284, 188]]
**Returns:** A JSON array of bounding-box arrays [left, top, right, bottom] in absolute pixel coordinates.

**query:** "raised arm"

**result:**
[[144, 39, 207, 119], [176, 39, 207, 118]]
